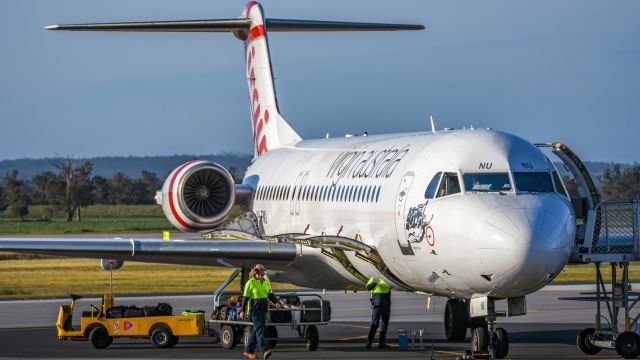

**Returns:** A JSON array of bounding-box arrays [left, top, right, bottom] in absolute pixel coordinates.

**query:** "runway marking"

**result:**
[[435, 350, 465, 356], [331, 323, 371, 330]]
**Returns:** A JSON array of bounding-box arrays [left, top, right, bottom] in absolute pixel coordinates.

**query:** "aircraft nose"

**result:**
[[474, 195, 575, 296]]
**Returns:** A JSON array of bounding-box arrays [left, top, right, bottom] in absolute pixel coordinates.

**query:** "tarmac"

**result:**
[[0, 284, 631, 359]]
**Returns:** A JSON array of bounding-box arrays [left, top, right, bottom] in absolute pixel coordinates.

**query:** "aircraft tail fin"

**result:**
[[45, 1, 424, 158]]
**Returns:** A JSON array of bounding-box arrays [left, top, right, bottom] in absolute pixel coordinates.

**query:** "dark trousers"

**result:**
[[367, 306, 390, 344], [245, 311, 267, 354]]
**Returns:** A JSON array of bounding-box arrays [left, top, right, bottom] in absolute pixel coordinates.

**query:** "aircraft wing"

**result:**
[[0, 238, 298, 268]]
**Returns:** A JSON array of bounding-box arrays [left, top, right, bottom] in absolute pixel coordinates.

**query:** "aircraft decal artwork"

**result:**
[[405, 201, 434, 244]]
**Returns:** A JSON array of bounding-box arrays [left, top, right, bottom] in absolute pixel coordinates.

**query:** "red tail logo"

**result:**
[[247, 44, 269, 156]]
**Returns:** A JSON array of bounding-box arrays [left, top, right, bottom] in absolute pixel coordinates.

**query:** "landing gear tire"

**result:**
[[616, 331, 640, 359], [444, 299, 467, 341], [471, 327, 489, 353], [577, 328, 601, 355], [490, 327, 509, 359]]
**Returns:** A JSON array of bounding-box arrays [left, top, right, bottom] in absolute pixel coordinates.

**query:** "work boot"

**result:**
[[365, 342, 372, 349], [263, 349, 272, 359], [243, 353, 257, 359], [378, 343, 392, 349]]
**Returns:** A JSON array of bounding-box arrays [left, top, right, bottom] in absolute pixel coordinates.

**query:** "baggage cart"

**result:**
[[209, 291, 330, 351]]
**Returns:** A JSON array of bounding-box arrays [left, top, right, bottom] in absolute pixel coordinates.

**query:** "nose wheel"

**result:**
[[469, 321, 508, 359]]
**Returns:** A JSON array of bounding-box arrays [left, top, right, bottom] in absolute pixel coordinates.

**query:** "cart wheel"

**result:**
[[151, 327, 175, 348], [616, 331, 640, 359], [266, 326, 278, 349], [89, 326, 113, 349], [490, 327, 509, 359], [577, 328, 601, 355], [305, 325, 319, 351], [220, 325, 237, 350], [243, 326, 253, 345], [471, 327, 488, 353]]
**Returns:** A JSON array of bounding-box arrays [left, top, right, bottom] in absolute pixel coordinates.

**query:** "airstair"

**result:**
[[538, 142, 640, 358]]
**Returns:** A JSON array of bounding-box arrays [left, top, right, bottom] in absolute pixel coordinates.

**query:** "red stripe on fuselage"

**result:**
[[168, 160, 198, 229]]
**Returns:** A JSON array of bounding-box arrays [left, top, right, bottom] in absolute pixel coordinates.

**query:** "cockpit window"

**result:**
[[436, 172, 461, 198], [424, 172, 442, 199], [463, 173, 512, 192], [513, 172, 554, 193], [551, 170, 568, 197]]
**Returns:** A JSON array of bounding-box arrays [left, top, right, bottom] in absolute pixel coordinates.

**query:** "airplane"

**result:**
[[0, 2, 577, 357]]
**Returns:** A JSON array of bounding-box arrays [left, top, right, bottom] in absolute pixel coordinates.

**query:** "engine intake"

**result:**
[[158, 161, 236, 231]]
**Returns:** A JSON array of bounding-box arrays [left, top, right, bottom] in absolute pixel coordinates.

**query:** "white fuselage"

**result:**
[[244, 128, 575, 299]]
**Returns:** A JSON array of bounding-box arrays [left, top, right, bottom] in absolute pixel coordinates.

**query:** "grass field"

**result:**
[[0, 258, 295, 298], [0, 205, 170, 235]]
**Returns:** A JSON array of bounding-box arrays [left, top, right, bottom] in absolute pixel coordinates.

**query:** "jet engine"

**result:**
[[157, 160, 236, 231]]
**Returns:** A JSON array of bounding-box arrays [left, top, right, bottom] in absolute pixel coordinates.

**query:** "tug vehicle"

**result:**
[[56, 293, 206, 349]]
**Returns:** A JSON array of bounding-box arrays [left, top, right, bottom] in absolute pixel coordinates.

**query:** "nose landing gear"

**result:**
[[446, 296, 524, 359]]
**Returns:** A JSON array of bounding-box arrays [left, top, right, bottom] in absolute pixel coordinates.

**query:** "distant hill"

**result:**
[[0, 154, 252, 180]]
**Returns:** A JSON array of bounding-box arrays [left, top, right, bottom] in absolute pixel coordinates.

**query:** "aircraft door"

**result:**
[[289, 171, 308, 216], [395, 172, 415, 255]]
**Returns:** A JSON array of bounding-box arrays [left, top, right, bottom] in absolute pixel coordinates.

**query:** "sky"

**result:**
[[1, 0, 638, 163]]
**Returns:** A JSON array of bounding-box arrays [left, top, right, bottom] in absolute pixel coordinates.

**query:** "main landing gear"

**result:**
[[445, 296, 525, 358]]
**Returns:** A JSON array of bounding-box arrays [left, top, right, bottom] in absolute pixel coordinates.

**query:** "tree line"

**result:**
[[0, 159, 164, 221]]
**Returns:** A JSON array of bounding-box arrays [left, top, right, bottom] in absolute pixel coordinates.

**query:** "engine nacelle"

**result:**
[[157, 160, 236, 231]]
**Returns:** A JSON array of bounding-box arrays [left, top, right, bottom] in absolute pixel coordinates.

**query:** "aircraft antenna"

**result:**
[[430, 115, 437, 134]]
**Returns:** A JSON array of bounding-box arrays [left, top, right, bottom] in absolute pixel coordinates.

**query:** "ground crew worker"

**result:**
[[365, 276, 392, 349], [239, 264, 280, 359]]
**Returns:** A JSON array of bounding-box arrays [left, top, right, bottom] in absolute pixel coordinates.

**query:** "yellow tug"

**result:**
[[56, 293, 206, 349]]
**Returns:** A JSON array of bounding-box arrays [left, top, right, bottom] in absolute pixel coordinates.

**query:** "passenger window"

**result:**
[[425, 172, 442, 199], [436, 172, 461, 198]]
